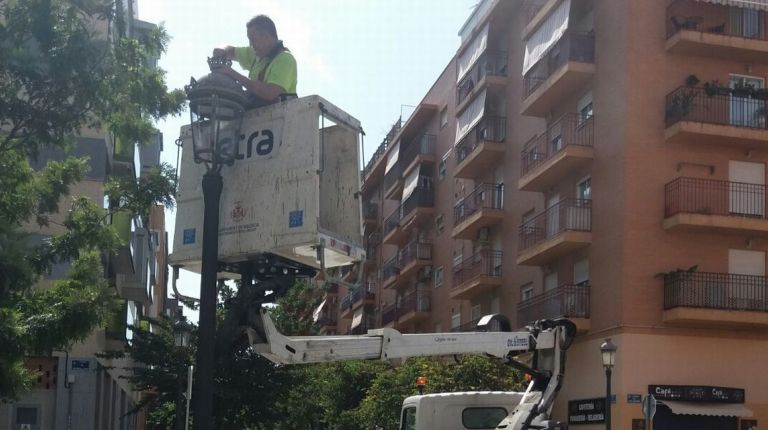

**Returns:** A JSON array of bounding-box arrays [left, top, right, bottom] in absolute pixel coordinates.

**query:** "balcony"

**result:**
[[456, 50, 509, 111], [400, 134, 436, 177], [664, 271, 768, 328], [316, 313, 338, 330], [665, 86, 768, 146], [454, 116, 507, 179], [396, 291, 431, 326], [351, 283, 376, 309], [339, 293, 354, 319], [398, 186, 436, 242], [519, 114, 594, 192], [517, 199, 592, 266], [398, 240, 433, 280], [517, 284, 591, 332], [450, 318, 482, 332], [666, 0, 768, 63], [381, 303, 398, 327], [452, 183, 505, 240], [449, 250, 503, 300], [383, 206, 406, 245], [363, 203, 379, 230], [665, 177, 768, 236], [362, 119, 401, 188], [384, 160, 404, 200], [521, 31, 595, 117], [382, 256, 401, 289], [350, 314, 377, 335]]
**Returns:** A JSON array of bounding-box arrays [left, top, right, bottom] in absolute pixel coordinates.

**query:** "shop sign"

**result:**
[[627, 394, 642, 403], [648, 385, 745, 403], [568, 398, 606, 425]]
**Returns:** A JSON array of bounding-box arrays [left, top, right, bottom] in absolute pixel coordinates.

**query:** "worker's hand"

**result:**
[[212, 64, 240, 82], [212, 48, 227, 58]]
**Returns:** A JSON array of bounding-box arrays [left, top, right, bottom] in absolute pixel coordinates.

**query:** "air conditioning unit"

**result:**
[[418, 265, 433, 281], [477, 227, 490, 242]]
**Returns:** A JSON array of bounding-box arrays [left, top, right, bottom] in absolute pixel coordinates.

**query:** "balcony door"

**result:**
[[730, 7, 764, 39], [546, 194, 560, 237], [728, 249, 766, 310], [729, 160, 765, 217], [729, 75, 764, 128]]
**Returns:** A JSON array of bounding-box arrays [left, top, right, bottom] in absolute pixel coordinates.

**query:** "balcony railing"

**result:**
[[398, 240, 432, 268], [664, 271, 768, 312], [400, 134, 436, 166], [453, 250, 503, 286], [457, 51, 509, 105], [450, 318, 482, 332], [667, 0, 768, 40], [383, 207, 401, 237], [384, 160, 403, 191], [366, 230, 381, 248], [517, 284, 591, 327], [402, 186, 435, 217], [362, 118, 403, 179], [350, 316, 376, 335], [455, 116, 507, 164], [454, 183, 504, 225], [382, 303, 398, 326], [340, 294, 353, 311], [523, 31, 595, 98], [518, 199, 592, 252], [363, 203, 378, 219], [665, 177, 767, 219], [399, 291, 431, 314], [351, 285, 375, 304], [665, 86, 768, 129], [316, 314, 337, 326], [383, 256, 400, 283], [521, 114, 594, 176]]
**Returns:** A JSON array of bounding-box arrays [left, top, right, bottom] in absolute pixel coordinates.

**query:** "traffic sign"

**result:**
[[642, 394, 657, 420]]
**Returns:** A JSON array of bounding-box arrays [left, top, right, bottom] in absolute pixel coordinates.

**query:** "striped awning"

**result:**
[[696, 0, 768, 11], [662, 400, 753, 417]]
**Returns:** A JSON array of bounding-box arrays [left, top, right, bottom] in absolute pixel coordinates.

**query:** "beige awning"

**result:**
[[312, 299, 326, 323], [523, 0, 571, 75], [457, 23, 489, 83], [696, 0, 768, 11], [662, 401, 753, 417], [385, 141, 400, 173], [455, 89, 486, 145], [350, 309, 363, 329], [402, 164, 421, 201]]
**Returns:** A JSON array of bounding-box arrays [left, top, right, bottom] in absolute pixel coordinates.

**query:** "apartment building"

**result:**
[[0, 4, 172, 429], [321, 0, 768, 428]]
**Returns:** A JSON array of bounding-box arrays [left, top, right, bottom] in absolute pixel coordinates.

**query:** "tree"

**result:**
[[0, 0, 184, 400]]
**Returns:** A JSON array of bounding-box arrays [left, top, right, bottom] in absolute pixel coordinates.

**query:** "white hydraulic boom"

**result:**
[[248, 309, 577, 430]]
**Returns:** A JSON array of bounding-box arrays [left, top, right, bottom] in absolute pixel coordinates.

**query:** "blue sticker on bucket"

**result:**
[[289, 210, 303, 228], [183, 228, 196, 244]]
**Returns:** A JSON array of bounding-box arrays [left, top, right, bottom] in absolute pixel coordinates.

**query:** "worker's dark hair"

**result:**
[[247, 15, 278, 39]]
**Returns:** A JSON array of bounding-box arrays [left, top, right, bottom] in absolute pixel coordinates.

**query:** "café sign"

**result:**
[[648, 385, 745, 403]]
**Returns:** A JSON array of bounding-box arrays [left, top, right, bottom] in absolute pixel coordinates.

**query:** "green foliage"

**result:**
[[0, 0, 183, 400], [269, 279, 324, 336], [105, 163, 178, 222]]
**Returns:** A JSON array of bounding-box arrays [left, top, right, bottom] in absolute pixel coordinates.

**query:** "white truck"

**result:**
[[248, 309, 577, 430]]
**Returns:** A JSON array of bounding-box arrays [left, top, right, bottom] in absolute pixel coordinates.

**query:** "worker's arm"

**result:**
[[211, 65, 284, 102]]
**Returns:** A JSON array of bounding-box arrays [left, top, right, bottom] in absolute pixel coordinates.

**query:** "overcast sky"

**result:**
[[138, 0, 479, 322]]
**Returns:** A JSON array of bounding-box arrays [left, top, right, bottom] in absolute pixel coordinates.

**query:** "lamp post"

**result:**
[[185, 66, 247, 430], [600, 338, 617, 430], [174, 324, 191, 430]]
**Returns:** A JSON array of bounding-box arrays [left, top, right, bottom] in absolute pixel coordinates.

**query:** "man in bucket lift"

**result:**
[[212, 15, 297, 107]]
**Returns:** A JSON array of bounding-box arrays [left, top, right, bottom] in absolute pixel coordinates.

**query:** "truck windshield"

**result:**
[[462, 407, 508, 429], [400, 406, 417, 430]]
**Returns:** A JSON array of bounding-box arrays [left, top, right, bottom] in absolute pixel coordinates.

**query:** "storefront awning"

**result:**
[[662, 401, 753, 417], [312, 299, 326, 323], [696, 0, 768, 11]]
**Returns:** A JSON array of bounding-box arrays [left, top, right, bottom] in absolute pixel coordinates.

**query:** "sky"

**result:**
[[138, 0, 480, 322]]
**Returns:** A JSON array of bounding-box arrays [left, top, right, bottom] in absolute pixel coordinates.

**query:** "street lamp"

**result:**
[[185, 64, 248, 430], [600, 338, 617, 430], [173, 323, 192, 430]]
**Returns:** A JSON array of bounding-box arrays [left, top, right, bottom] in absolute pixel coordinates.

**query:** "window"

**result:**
[[544, 272, 558, 292], [438, 159, 446, 179], [577, 91, 593, 124], [434, 266, 444, 288], [462, 407, 508, 429], [440, 106, 448, 128], [577, 177, 592, 201], [451, 312, 461, 329], [435, 214, 445, 234], [401, 406, 417, 430], [521, 283, 534, 301], [15, 406, 38, 427], [470, 304, 482, 322]]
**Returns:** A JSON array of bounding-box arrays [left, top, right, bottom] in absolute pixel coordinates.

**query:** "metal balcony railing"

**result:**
[[384, 160, 403, 191], [452, 250, 503, 286], [400, 134, 436, 166], [665, 177, 768, 219], [664, 271, 768, 312], [366, 230, 381, 248], [399, 291, 431, 314], [383, 256, 400, 283], [454, 183, 504, 225], [665, 86, 768, 129], [521, 114, 594, 176], [518, 199, 592, 252], [402, 185, 435, 218], [457, 50, 509, 105], [340, 294, 353, 311], [398, 240, 432, 268], [455, 116, 507, 164], [363, 203, 378, 219], [383, 207, 401, 237], [362, 118, 402, 179], [523, 31, 595, 98], [517, 284, 591, 327], [351, 285, 375, 304], [667, 0, 768, 40], [350, 316, 376, 335]]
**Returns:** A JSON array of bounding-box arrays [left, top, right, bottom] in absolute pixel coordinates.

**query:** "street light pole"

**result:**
[[600, 338, 617, 430]]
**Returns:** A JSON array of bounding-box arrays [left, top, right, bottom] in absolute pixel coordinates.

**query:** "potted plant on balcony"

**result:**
[[703, 80, 729, 97], [732, 82, 755, 98], [755, 107, 767, 129], [666, 88, 697, 122]]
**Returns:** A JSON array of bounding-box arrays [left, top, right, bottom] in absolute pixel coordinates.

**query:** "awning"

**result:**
[[696, 0, 768, 11], [350, 309, 363, 329], [455, 89, 486, 145], [385, 141, 400, 173], [662, 401, 754, 417], [312, 299, 326, 323], [457, 23, 489, 83], [402, 164, 421, 201], [523, 0, 571, 75]]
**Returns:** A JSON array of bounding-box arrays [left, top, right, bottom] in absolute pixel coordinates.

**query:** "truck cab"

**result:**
[[399, 391, 524, 430]]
